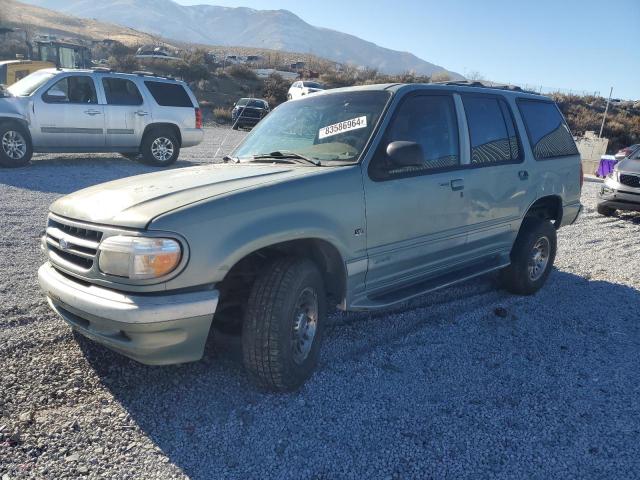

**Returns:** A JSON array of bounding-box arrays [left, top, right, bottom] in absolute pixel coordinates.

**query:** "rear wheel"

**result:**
[[499, 218, 557, 295], [0, 124, 32, 168], [141, 129, 180, 167], [242, 257, 326, 392], [597, 203, 616, 217]]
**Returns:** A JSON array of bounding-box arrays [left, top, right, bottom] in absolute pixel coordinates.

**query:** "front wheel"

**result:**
[[141, 129, 180, 167], [0, 124, 33, 168], [499, 218, 557, 295], [242, 257, 326, 392]]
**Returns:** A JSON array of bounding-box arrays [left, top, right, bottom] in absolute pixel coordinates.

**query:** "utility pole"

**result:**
[[599, 86, 613, 138]]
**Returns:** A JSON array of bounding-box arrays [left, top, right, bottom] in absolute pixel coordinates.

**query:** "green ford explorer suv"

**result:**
[[39, 83, 583, 391]]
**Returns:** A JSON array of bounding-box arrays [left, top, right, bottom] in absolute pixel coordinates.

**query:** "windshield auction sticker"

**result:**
[[319, 116, 368, 139]]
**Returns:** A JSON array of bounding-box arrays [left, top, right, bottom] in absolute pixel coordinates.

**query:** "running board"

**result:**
[[353, 256, 510, 310]]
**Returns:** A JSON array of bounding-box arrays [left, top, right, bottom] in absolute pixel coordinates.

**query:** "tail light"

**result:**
[[580, 163, 584, 190], [195, 108, 203, 129]]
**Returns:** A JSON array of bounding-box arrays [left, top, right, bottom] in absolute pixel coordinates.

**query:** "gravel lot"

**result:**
[[1, 126, 640, 479]]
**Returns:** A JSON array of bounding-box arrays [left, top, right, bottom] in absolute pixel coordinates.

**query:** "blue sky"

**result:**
[[176, 0, 640, 99]]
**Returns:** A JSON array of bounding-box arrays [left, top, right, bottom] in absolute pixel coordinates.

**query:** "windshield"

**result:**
[[233, 91, 391, 164], [237, 98, 267, 108], [304, 82, 323, 89], [7, 71, 55, 96]]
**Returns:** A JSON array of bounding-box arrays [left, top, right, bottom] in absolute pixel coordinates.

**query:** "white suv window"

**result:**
[[43, 76, 98, 104], [102, 78, 143, 106]]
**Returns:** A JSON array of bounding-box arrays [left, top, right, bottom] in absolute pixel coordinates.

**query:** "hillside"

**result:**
[[20, 0, 463, 78], [0, 0, 161, 46]]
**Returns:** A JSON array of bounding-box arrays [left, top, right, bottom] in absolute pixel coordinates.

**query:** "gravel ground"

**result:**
[[1, 128, 640, 479]]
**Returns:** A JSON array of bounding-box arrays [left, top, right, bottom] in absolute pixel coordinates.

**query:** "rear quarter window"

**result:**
[[518, 99, 578, 159], [144, 81, 194, 107]]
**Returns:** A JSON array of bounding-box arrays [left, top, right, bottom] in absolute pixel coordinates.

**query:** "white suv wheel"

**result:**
[[151, 137, 175, 162]]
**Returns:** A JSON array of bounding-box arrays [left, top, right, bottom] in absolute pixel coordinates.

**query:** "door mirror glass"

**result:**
[[386, 141, 424, 167]]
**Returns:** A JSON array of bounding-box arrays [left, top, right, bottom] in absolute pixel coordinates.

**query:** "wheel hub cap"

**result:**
[[151, 137, 174, 162], [2, 130, 26, 160], [528, 236, 550, 281], [291, 287, 319, 364]]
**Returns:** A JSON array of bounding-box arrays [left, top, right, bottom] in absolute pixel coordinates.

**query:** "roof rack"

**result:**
[[434, 80, 539, 95], [132, 70, 175, 80], [91, 66, 112, 73]]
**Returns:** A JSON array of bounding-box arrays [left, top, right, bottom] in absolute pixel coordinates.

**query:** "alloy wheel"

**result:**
[[2, 130, 27, 160]]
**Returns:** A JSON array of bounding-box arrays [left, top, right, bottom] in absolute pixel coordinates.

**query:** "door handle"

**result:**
[[84, 109, 102, 116], [135, 111, 149, 116], [450, 179, 464, 191], [518, 170, 529, 180]]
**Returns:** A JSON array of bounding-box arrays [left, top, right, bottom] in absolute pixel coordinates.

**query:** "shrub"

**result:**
[[108, 54, 139, 73], [263, 73, 290, 106], [226, 64, 258, 81], [213, 107, 232, 124]]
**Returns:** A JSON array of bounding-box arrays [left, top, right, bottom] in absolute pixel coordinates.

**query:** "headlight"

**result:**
[[607, 170, 619, 182], [98, 236, 182, 279]]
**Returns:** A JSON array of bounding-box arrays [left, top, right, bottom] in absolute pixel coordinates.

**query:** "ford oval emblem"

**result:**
[[59, 238, 69, 251]]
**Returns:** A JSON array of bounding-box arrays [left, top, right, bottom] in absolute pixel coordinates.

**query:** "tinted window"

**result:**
[[43, 76, 97, 104], [463, 96, 520, 164], [518, 100, 579, 159], [144, 81, 193, 107], [371, 95, 459, 179], [303, 82, 323, 89], [102, 78, 143, 105]]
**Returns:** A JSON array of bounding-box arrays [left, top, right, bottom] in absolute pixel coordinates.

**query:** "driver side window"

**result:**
[[43, 76, 98, 104], [370, 94, 460, 180]]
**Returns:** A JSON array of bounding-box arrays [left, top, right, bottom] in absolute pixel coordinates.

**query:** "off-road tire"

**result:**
[[242, 257, 326, 392], [141, 128, 180, 167], [0, 123, 32, 168], [499, 217, 557, 295], [597, 203, 616, 217]]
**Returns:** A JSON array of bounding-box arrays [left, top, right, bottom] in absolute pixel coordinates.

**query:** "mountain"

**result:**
[[18, 0, 463, 78], [0, 0, 163, 47]]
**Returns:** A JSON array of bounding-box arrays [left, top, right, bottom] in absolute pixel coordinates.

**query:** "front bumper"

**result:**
[[232, 116, 261, 127], [38, 263, 218, 365], [181, 127, 204, 148], [598, 177, 640, 212]]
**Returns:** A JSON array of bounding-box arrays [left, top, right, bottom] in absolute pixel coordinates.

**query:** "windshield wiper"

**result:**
[[251, 151, 322, 166]]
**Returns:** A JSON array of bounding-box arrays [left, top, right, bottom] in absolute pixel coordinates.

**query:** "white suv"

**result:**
[[0, 68, 204, 168], [287, 81, 324, 100]]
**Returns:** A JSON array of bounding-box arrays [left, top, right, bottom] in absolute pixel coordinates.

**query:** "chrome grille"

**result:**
[[620, 174, 640, 189], [45, 215, 103, 271]]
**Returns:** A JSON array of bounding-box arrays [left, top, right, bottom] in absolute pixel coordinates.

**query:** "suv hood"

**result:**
[[50, 163, 316, 229], [617, 158, 640, 174]]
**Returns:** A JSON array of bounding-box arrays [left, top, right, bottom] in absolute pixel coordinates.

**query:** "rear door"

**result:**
[[457, 94, 534, 258], [101, 76, 148, 148], [34, 74, 105, 149]]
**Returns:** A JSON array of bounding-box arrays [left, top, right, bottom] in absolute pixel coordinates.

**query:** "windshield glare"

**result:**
[[233, 91, 390, 163], [237, 98, 267, 108], [7, 71, 55, 96]]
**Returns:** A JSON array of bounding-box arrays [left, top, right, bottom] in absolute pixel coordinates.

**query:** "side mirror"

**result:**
[[386, 141, 424, 167]]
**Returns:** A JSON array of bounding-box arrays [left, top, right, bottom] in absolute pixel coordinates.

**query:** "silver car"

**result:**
[[598, 147, 640, 215], [0, 68, 203, 168]]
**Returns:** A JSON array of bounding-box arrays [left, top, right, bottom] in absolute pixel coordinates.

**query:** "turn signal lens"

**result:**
[[98, 236, 182, 279]]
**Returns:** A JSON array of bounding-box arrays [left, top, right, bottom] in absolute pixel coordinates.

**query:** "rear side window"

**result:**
[[518, 100, 579, 159], [144, 81, 193, 107], [102, 78, 142, 105], [463, 96, 521, 164]]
